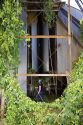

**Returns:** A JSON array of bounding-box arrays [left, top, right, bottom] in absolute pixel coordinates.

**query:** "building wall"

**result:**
[[58, 9, 80, 38], [18, 8, 27, 94], [57, 18, 81, 73]]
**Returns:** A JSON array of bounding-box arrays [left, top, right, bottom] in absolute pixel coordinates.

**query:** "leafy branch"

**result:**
[[43, 0, 56, 27]]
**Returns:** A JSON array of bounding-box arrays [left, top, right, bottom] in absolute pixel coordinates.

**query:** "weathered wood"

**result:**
[[16, 73, 69, 77], [17, 35, 71, 39], [0, 90, 4, 119]]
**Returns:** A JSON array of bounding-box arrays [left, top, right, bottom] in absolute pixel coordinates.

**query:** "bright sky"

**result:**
[[61, 0, 80, 10]]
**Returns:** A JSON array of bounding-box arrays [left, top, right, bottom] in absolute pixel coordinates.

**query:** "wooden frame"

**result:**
[[17, 0, 71, 77]]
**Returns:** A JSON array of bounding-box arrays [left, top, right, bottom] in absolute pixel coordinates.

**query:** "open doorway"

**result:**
[[27, 76, 67, 102]]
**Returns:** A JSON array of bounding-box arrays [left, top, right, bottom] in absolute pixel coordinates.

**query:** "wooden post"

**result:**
[[1, 89, 4, 119], [55, 76, 57, 97], [68, 0, 72, 71]]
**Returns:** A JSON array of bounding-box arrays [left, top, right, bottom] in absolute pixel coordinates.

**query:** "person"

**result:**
[[35, 80, 44, 102]]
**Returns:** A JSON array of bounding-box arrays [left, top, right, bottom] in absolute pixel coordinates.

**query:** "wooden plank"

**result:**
[[17, 35, 71, 39], [27, 9, 59, 12], [23, 1, 62, 4], [16, 73, 69, 77], [1, 89, 4, 119]]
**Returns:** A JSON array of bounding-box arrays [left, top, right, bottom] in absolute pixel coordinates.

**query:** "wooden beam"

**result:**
[[16, 73, 69, 77], [0, 89, 4, 119], [17, 35, 71, 39], [23, 1, 62, 4], [27, 9, 59, 12]]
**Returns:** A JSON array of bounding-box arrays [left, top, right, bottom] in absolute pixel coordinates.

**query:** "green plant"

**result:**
[[0, 0, 24, 88], [3, 52, 83, 125], [43, 0, 56, 27], [80, 19, 83, 40], [25, 33, 31, 48]]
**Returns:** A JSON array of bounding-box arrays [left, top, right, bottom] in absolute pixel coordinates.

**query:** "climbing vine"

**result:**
[[0, 0, 83, 125], [0, 0, 24, 88], [43, 0, 56, 27]]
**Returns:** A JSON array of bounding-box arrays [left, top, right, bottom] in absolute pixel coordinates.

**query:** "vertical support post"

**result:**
[[43, 22, 49, 72], [32, 20, 38, 71], [27, 46, 30, 68], [55, 76, 57, 97], [68, 0, 72, 72], [1, 89, 4, 119]]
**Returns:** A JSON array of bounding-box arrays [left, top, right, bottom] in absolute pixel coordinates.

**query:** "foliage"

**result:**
[[0, 0, 83, 125], [3, 51, 83, 125], [43, 51, 83, 125], [0, 0, 24, 88], [25, 33, 31, 48], [80, 19, 83, 40], [43, 0, 56, 27]]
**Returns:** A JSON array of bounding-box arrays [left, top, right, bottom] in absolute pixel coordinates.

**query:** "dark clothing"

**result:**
[[35, 92, 43, 102], [36, 83, 43, 101]]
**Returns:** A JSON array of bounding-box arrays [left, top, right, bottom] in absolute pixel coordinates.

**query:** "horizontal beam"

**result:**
[[27, 9, 59, 12], [22, 1, 62, 4], [17, 35, 71, 39], [16, 74, 69, 77]]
